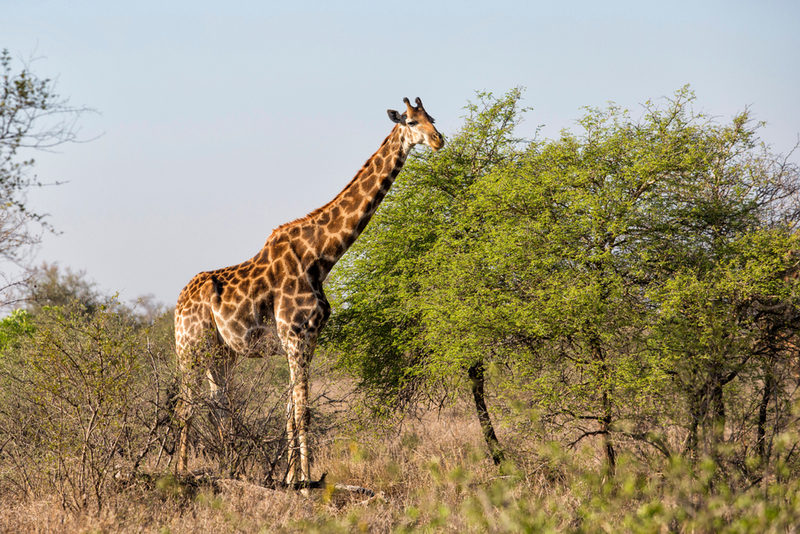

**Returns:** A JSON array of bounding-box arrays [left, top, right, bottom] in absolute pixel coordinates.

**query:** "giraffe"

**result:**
[[174, 97, 444, 487]]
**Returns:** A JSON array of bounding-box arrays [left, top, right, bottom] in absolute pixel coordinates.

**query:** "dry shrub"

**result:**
[[176, 348, 291, 484], [0, 302, 171, 511], [0, 302, 295, 511], [0, 397, 799, 533]]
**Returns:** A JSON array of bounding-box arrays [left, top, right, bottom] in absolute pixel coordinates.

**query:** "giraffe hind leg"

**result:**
[[176, 331, 226, 474], [207, 357, 234, 471], [175, 373, 194, 474]]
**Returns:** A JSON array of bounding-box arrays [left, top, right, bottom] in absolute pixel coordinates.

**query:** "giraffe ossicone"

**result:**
[[174, 97, 444, 487]]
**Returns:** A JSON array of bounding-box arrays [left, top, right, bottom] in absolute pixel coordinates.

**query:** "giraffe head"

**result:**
[[387, 97, 445, 151]]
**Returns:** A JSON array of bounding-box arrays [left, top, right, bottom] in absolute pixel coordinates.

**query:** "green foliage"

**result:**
[[419, 89, 800, 468], [0, 308, 34, 351], [323, 86, 800, 480]]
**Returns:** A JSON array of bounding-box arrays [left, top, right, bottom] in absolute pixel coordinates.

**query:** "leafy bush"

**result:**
[[325, 87, 800, 484]]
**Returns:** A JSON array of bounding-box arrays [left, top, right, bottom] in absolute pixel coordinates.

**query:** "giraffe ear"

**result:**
[[387, 110, 407, 125]]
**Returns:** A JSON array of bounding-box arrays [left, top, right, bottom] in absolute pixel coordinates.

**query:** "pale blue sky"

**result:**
[[3, 0, 799, 307]]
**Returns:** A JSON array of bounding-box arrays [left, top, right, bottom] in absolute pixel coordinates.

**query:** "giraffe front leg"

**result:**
[[277, 292, 328, 492], [293, 362, 311, 484], [283, 333, 313, 492]]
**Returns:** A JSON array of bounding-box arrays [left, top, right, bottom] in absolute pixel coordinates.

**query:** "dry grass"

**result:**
[[1, 351, 797, 533], [2, 399, 799, 533], [0, 401, 545, 533]]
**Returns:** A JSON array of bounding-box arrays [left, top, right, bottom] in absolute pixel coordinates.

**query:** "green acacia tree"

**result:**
[[325, 87, 800, 476], [416, 88, 800, 474]]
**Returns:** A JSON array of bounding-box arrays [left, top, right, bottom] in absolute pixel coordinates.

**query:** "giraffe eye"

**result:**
[[406, 120, 417, 126]]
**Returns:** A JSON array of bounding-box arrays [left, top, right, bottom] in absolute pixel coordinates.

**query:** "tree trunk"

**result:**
[[601, 389, 617, 476], [591, 338, 617, 475], [468, 361, 504, 465], [710, 380, 726, 456], [757, 365, 774, 463], [686, 391, 701, 463]]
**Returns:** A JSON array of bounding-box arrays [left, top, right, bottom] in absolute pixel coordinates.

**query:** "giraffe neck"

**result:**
[[281, 124, 411, 278]]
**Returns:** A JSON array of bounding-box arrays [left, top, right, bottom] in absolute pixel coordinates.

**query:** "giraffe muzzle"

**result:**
[[430, 133, 445, 151]]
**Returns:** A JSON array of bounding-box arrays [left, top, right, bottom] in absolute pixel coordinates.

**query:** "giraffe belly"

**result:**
[[213, 311, 281, 358], [243, 323, 283, 358]]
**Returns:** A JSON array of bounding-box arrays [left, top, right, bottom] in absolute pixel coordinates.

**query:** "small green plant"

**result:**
[[0, 308, 34, 351]]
